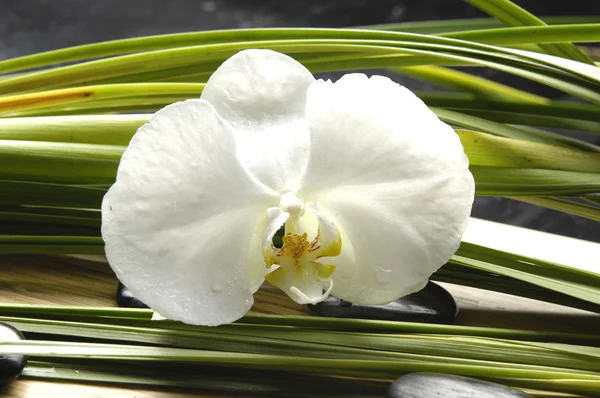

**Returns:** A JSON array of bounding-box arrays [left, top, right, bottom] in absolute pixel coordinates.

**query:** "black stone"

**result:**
[[117, 282, 149, 309], [0, 322, 28, 386], [308, 282, 457, 324], [386, 373, 531, 398]]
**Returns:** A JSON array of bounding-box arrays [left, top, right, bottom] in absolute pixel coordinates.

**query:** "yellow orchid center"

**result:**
[[263, 195, 342, 305]]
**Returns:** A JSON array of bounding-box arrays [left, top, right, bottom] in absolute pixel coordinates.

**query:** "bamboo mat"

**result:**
[[1, 253, 598, 397]]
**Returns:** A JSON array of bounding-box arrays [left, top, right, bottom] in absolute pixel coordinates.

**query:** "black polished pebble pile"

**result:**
[[0, 322, 28, 387], [116, 282, 149, 309], [386, 373, 532, 398], [308, 282, 458, 324]]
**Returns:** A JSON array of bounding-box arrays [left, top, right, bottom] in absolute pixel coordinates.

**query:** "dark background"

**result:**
[[1, 0, 599, 242]]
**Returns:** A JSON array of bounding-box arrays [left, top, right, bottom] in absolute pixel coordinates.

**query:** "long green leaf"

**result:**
[[465, 0, 594, 64], [0, 22, 598, 75], [361, 16, 600, 34], [4, 340, 600, 394], [0, 115, 146, 145], [457, 130, 600, 173], [0, 235, 104, 254], [5, 316, 599, 374], [22, 359, 386, 398], [471, 167, 600, 196], [0, 140, 122, 184], [509, 196, 600, 222], [443, 23, 600, 46], [0, 180, 105, 208], [0, 83, 203, 117], [397, 65, 547, 104], [2, 304, 598, 345], [454, 242, 600, 307], [1, 33, 598, 105], [435, 109, 572, 146]]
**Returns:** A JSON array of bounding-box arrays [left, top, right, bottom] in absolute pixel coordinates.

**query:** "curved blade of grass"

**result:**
[[457, 130, 600, 173], [460, 109, 600, 133], [2, 304, 598, 345], [397, 65, 547, 104], [5, 340, 600, 394], [1, 34, 599, 104], [0, 140, 122, 184], [454, 242, 600, 306], [0, 180, 105, 208], [443, 23, 600, 46], [22, 360, 387, 398], [421, 93, 600, 123], [0, 210, 100, 227], [583, 195, 600, 205], [435, 263, 600, 314], [0, 235, 104, 254], [0, 114, 147, 145], [0, 22, 597, 75], [0, 223, 100, 236], [505, 125, 600, 153], [361, 16, 600, 33], [471, 166, 600, 195], [6, 316, 600, 374], [509, 196, 600, 222], [434, 108, 571, 146], [0, 98, 173, 118], [0, 83, 203, 117], [465, 0, 593, 64]]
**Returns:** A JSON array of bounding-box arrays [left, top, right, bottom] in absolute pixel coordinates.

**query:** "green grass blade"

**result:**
[[0, 83, 203, 117], [397, 65, 547, 104], [0, 114, 147, 145], [4, 340, 600, 394], [0, 235, 104, 254], [465, 0, 594, 64], [0, 140, 122, 184], [421, 93, 600, 124], [0, 34, 598, 105], [22, 360, 386, 398], [443, 24, 600, 46], [454, 242, 600, 307], [0, 180, 105, 208], [435, 263, 600, 313], [2, 304, 598, 345], [509, 196, 600, 222], [471, 167, 600, 195], [457, 130, 600, 173], [0, 22, 598, 75], [6, 316, 600, 374], [361, 16, 600, 33], [434, 108, 571, 146]]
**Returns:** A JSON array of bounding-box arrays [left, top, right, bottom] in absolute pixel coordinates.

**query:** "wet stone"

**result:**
[[386, 373, 531, 398], [308, 282, 457, 324], [117, 282, 149, 309], [0, 322, 28, 387]]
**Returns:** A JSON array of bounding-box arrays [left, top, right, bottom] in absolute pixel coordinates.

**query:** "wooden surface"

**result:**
[[1, 250, 599, 397]]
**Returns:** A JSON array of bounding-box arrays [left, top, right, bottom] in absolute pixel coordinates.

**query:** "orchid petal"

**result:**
[[102, 99, 277, 326], [246, 207, 289, 293], [201, 49, 315, 192], [299, 74, 474, 305]]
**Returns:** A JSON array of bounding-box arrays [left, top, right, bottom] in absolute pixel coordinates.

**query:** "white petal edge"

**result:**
[[102, 99, 277, 326], [246, 207, 289, 293], [201, 49, 315, 193], [298, 74, 475, 304]]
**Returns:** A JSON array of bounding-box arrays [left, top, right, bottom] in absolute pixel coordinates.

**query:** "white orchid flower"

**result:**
[[101, 49, 474, 326]]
